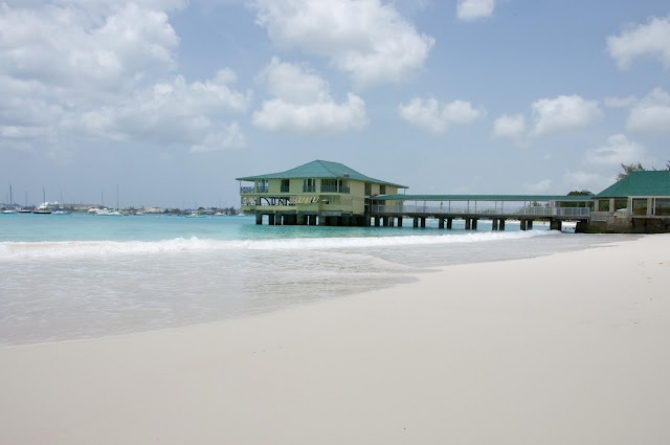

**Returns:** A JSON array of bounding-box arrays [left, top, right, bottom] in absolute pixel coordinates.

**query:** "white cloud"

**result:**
[[69, 72, 250, 144], [522, 178, 552, 193], [253, 0, 434, 88], [457, 0, 495, 21], [562, 171, 614, 193], [603, 95, 637, 108], [0, 2, 180, 92], [492, 114, 526, 139], [259, 58, 330, 104], [607, 15, 670, 70], [398, 97, 484, 133], [189, 123, 246, 152], [626, 88, 670, 135], [0, 2, 250, 155], [252, 58, 367, 134], [584, 134, 648, 168], [530, 95, 602, 137]]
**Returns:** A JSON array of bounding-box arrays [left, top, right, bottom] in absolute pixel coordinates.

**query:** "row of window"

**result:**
[[256, 179, 382, 194]]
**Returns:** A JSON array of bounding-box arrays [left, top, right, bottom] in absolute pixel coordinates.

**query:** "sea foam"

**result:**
[[0, 230, 556, 261]]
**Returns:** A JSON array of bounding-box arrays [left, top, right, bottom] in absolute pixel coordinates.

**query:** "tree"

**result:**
[[563, 190, 593, 208], [567, 190, 593, 196], [617, 162, 645, 180]]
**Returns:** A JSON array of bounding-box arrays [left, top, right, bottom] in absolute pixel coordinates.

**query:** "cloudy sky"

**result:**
[[2, 0, 669, 208]]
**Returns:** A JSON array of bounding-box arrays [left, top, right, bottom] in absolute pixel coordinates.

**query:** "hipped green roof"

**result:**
[[236, 160, 408, 188], [595, 171, 670, 198]]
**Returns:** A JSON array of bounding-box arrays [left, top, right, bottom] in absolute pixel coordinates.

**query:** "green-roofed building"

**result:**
[[588, 171, 670, 233], [236, 160, 408, 226], [236, 161, 669, 232]]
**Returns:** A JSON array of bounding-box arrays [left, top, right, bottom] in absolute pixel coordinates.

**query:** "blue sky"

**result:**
[[1, 0, 669, 208]]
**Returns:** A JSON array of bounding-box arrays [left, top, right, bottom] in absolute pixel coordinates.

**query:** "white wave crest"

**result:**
[[0, 230, 557, 261]]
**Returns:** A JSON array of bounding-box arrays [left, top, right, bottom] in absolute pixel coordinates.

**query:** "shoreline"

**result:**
[[1, 234, 669, 444], [0, 232, 635, 349]]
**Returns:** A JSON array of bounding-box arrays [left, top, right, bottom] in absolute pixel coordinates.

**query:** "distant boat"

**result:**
[[88, 208, 121, 216], [2, 185, 18, 213], [34, 188, 52, 214], [33, 203, 52, 215]]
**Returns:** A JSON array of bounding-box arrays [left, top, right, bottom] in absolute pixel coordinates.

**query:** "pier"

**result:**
[[238, 161, 669, 233], [369, 194, 592, 231], [247, 194, 592, 231]]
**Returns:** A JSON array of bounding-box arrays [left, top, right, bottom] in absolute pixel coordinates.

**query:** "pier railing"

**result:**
[[371, 204, 590, 218]]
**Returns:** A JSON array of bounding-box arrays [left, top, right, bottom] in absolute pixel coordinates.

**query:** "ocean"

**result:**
[[0, 213, 631, 347]]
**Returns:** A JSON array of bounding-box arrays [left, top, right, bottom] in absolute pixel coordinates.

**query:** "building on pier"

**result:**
[[236, 160, 407, 226], [237, 161, 670, 233], [588, 171, 670, 233]]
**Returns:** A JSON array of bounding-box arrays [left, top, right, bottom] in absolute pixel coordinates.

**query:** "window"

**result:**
[[303, 178, 316, 193], [655, 198, 670, 216], [632, 198, 648, 216], [280, 179, 290, 193], [365, 183, 371, 196], [321, 179, 337, 192], [320, 179, 350, 193], [257, 179, 268, 193], [380, 185, 386, 195]]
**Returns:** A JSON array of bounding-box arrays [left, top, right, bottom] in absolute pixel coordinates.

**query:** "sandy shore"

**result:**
[[1, 234, 669, 444]]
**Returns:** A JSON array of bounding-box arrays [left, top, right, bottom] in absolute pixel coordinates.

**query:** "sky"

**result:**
[[1, 0, 669, 209]]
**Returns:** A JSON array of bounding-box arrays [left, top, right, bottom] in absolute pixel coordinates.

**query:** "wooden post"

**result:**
[[420, 217, 426, 228], [499, 219, 505, 231], [268, 214, 275, 225], [256, 213, 263, 225], [447, 218, 453, 229], [413, 217, 418, 228], [438, 218, 445, 229], [472, 219, 478, 230], [465, 218, 471, 230]]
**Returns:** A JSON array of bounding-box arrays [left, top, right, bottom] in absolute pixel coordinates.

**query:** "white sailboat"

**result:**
[[2, 185, 18, 214], [33, 188, 52, 214]]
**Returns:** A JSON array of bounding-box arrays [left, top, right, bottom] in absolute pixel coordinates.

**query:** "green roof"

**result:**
[[236, 160, 408, 188], [372, 194, 594, 202], [595, 171, 670, 198]]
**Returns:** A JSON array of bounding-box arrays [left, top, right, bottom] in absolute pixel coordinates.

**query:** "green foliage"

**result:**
[[617, 161, 670, 180], [617, 163, 645, 181], [567, 190, 593, 196]]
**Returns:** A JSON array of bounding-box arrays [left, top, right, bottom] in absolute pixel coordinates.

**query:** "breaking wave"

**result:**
[[0, 230, 557, 261]]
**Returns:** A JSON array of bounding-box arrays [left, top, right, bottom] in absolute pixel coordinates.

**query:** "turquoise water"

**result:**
[[0, 213, 630, 346]]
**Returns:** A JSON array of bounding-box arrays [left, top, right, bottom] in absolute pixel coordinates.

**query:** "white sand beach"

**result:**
[[1, 234, 669, 445]]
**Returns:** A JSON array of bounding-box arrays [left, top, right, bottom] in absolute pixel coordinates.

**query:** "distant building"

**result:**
[[588, 171, 670, 233], [236, 160, 407, 226]]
